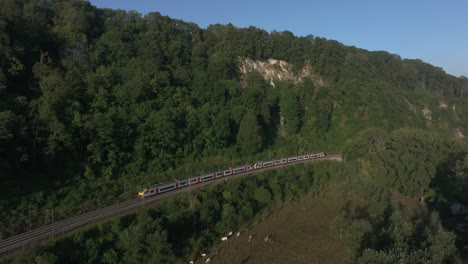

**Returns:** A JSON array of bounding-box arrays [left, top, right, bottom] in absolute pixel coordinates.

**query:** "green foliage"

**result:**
[[344, 219, 373, 256], [332, 199, 457, 263], [331, 212, 373, 257], [253, 187, 272, 204], [343, 127, 467, 203], [358, 249, 402, 264], [0, 1, 467, 262], [236, 111, 263, 155], [424, 212, 457, 264], [279, 83, 301, 135], [5, 162, 329, 263], [342, 127, 388, 163]]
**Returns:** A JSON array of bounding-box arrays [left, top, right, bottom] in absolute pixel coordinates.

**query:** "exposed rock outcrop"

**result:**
[[439, 100, 448, 109], [422, 106, 432, 128], [454, 128, 465, 140], [238, 58, 325, 88]]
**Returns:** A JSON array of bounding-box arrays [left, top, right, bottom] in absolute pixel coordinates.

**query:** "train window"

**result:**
[[233, 167, 245, 173], [189, 178, 198, 184], [159, 185, 176, 192], [202, 174, 213, 179]]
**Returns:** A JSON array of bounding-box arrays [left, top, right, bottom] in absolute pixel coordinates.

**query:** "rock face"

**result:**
[[454, 128, 465, 140], [439, 100, 448, 109], [422, 106, 432, 128], [238, 58, 325, 87]]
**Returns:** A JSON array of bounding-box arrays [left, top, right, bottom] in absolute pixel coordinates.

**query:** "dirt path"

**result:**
[[199, 189, 352, 264]]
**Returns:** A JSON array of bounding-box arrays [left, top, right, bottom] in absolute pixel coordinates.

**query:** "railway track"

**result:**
[[0, 154, 341, 256]]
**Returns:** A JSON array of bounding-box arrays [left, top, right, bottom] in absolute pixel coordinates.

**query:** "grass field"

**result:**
[[195, 187, 353, 264]]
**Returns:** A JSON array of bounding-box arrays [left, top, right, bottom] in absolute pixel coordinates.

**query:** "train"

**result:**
[[138, 152, 326, 198]]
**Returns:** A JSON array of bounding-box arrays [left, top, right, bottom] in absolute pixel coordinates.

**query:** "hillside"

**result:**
[[1, 0, 468, 263], [1, 0, 467, 188]]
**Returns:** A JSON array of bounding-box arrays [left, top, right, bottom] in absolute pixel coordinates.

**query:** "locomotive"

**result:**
[[138, 152, 326, 198]]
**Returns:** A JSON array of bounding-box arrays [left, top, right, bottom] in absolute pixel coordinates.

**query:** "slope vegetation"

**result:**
[[0, 0, 467, 262]]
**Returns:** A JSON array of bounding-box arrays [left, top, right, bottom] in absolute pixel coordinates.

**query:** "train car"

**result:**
[[158, 182, 177, 194], [200, 173, 215, 182], [177, 179, 188, 188], [232, 166, 247, 174], [188, 176, 199, 185], [223, 168, 233, 176], [262, 160, 274, 168], [138, 179, 189, 198], [214, 171, 224, 179], [138, 186, 158, 198]]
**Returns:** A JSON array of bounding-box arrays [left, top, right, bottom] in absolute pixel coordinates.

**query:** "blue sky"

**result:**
[[89, 0, 468, 77]]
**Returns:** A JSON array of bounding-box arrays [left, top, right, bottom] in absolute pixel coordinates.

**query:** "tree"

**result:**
[[380, 129, 440, 200], [344, 219, 373, 256], [236, 111, 263, 155], [34, 253, 58, 264], [358, 249, 398, 264], [203, 108, 231, 149], [425, 212, 456, 264], [254, 187, 271, 204], [453, 154, 468, 196], [217, 203, 238, 232], [135, 109, 179, 172], [331, 211, 348, 241], [146, 230, 176, 264], [239, 201, 254, 222], [118, 225, 144, 264], [279, 85, 301, 135], [342, 127, 388, 163], [268, 176, 283, 202]]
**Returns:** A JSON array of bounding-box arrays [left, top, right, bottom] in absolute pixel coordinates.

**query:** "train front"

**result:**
[[138, 188, 148, 198]]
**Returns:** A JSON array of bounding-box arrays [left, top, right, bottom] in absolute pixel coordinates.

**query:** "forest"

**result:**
[[1, 0, 468, 263]]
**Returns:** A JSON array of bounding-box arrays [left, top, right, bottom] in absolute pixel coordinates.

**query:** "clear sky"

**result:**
[[88, 0, 468, 77]]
